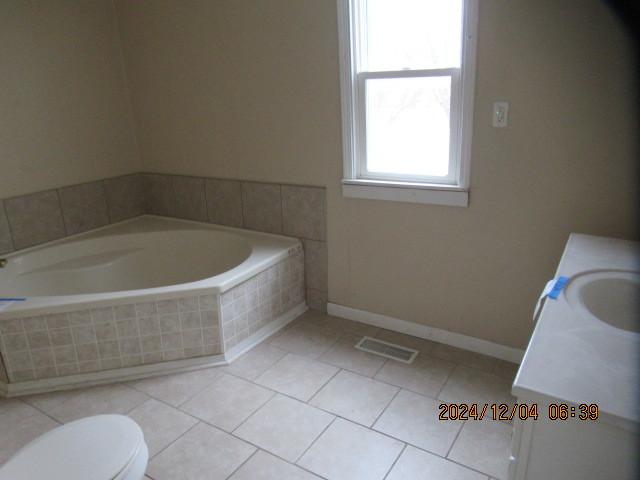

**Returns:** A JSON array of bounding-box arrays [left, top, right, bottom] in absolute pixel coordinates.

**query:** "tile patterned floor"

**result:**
[[0, 310, 518, 479]]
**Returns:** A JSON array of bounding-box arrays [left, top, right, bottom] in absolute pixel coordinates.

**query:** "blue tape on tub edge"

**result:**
[[548, 276, 569, 300]]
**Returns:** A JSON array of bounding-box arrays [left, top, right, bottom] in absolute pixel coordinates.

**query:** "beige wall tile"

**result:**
[[27, 331, 51, 349], [49, 328, 73, 346], [306, 288, 327, 313], [0, 201, 13, 254], [241, 182, 282, 234], [143, 173, 176, 216], [205, 178, 243, 227], [103, 174, 144, 222], [76, 343, 98, 362], [5, 190, 66, 249], [3, 333, 28, 352], [173, 175, 207, 221], [282, 185, 326, 241], [303, 239, 327, 292], [59, 181, 109, 235]]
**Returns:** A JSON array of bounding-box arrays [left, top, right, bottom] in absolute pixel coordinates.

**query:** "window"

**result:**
[[337, 0, 478, 206]]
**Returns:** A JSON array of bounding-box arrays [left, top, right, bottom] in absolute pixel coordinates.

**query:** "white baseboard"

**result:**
[[327, 303, 524, 363], [1, 302, 308, 398], [2, 353, 228, 398]]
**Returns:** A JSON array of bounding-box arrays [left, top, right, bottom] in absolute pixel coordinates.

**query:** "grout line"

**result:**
[[383, 443, 407, 480], [224, 447, 260, 479], [11, 314, 508, 480], [16, 396, 63, 426], [102, 179, 114, 224], [305, 365, 342, 405], [371, 357, 388, 377], [293, 415, 337, 465], [146, 420, 201, 463], [435, 362, 459, 400], [445, 414, 466, 458], [54, 189, 69, 237], [370, 385, 401, 428], [1, 199, 16, 253], [229, 388, 277, 434]]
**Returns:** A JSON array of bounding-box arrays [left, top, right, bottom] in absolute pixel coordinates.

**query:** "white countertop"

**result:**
[[512, 234, 640, 430]]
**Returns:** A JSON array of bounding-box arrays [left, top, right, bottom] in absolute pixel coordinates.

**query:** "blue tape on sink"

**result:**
[[547, 276, 569, 300]]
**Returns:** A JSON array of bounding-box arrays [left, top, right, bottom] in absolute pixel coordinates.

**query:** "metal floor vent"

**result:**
[[354, 336, 418, 364]]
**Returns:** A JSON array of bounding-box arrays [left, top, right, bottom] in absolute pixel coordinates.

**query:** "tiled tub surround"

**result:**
[[220, 251, 305, 355], [0, 217, 306, 395], [0, 173, 327, 310], [0, 293, 222, 383], [0, 174, 144, 253], [143, 174, 327, 311]]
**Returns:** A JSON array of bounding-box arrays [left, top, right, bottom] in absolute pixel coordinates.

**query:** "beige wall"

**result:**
[[0, 0, 140, 199], [115, 0, 638, 349]]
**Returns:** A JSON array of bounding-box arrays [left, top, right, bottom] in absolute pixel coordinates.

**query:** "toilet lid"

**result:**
[[0, 414, 144, 480]]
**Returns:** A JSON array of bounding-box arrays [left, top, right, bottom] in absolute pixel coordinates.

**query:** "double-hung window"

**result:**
[[338, 0, 478, 206]]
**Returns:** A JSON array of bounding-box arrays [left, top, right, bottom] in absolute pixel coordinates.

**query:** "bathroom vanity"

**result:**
[[509, 234, 639, 480]]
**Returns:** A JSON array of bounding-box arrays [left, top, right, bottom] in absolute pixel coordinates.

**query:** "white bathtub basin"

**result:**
[[0, 215, 300, 317]]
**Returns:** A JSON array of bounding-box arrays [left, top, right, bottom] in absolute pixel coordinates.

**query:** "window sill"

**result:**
[[342, 179, 469, 207]]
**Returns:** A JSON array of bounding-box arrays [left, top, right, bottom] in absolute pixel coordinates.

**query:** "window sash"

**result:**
[[354, 68, 461, 185], [337, 0, 478, 194]]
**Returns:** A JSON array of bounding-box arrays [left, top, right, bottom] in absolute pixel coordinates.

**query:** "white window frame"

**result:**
[[337, 0, 478, 207]]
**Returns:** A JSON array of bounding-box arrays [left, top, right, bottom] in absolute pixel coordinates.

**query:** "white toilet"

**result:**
[[0, 414, 148, 480]]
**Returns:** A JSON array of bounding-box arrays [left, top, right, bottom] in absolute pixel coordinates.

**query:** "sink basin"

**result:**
[[565, 270, 640, 333]]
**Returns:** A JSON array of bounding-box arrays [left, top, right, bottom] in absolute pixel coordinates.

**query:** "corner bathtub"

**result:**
[[0, 216, 306, 396]]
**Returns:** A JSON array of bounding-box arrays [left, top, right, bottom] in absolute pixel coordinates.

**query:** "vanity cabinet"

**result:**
[[509, 234, 639, 480], [508, 401, 639, 479]]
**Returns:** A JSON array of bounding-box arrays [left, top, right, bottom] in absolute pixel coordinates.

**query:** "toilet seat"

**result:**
[[0, 414, 148, 480]]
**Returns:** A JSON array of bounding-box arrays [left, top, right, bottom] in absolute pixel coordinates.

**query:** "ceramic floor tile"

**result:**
[[438, 365, 515, 405], [221, 343, 287, 381], [0, 408, 59, 464], [127, 367, 223, 406], [309, 370, 398, 427], [374, 354, 456, 397], [181, 373, 273, 431], [448, 419, 512, 480], [318, 333, 386, 377], [230, 450, 321, 480], [373, 389, 462, 455], [234, 394, 334, 462], [21, 390, 78, 414], [374, 329, 436, 354], [387, 445, 488, 480], [0, 398, 43, 422], [298, 418, 404, 480], [298, 311, 380, 337], [148, 422, 255, 480], [128, 398, 198, 457], [269, 322, 341, 359], [255, 353, 338, 401], [47, 384, 149, 423], [430, 344, 519, 380]]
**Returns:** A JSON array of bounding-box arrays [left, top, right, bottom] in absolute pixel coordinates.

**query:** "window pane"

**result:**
[[365, 76, 451, 178], [362, 0, 462, 71]]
